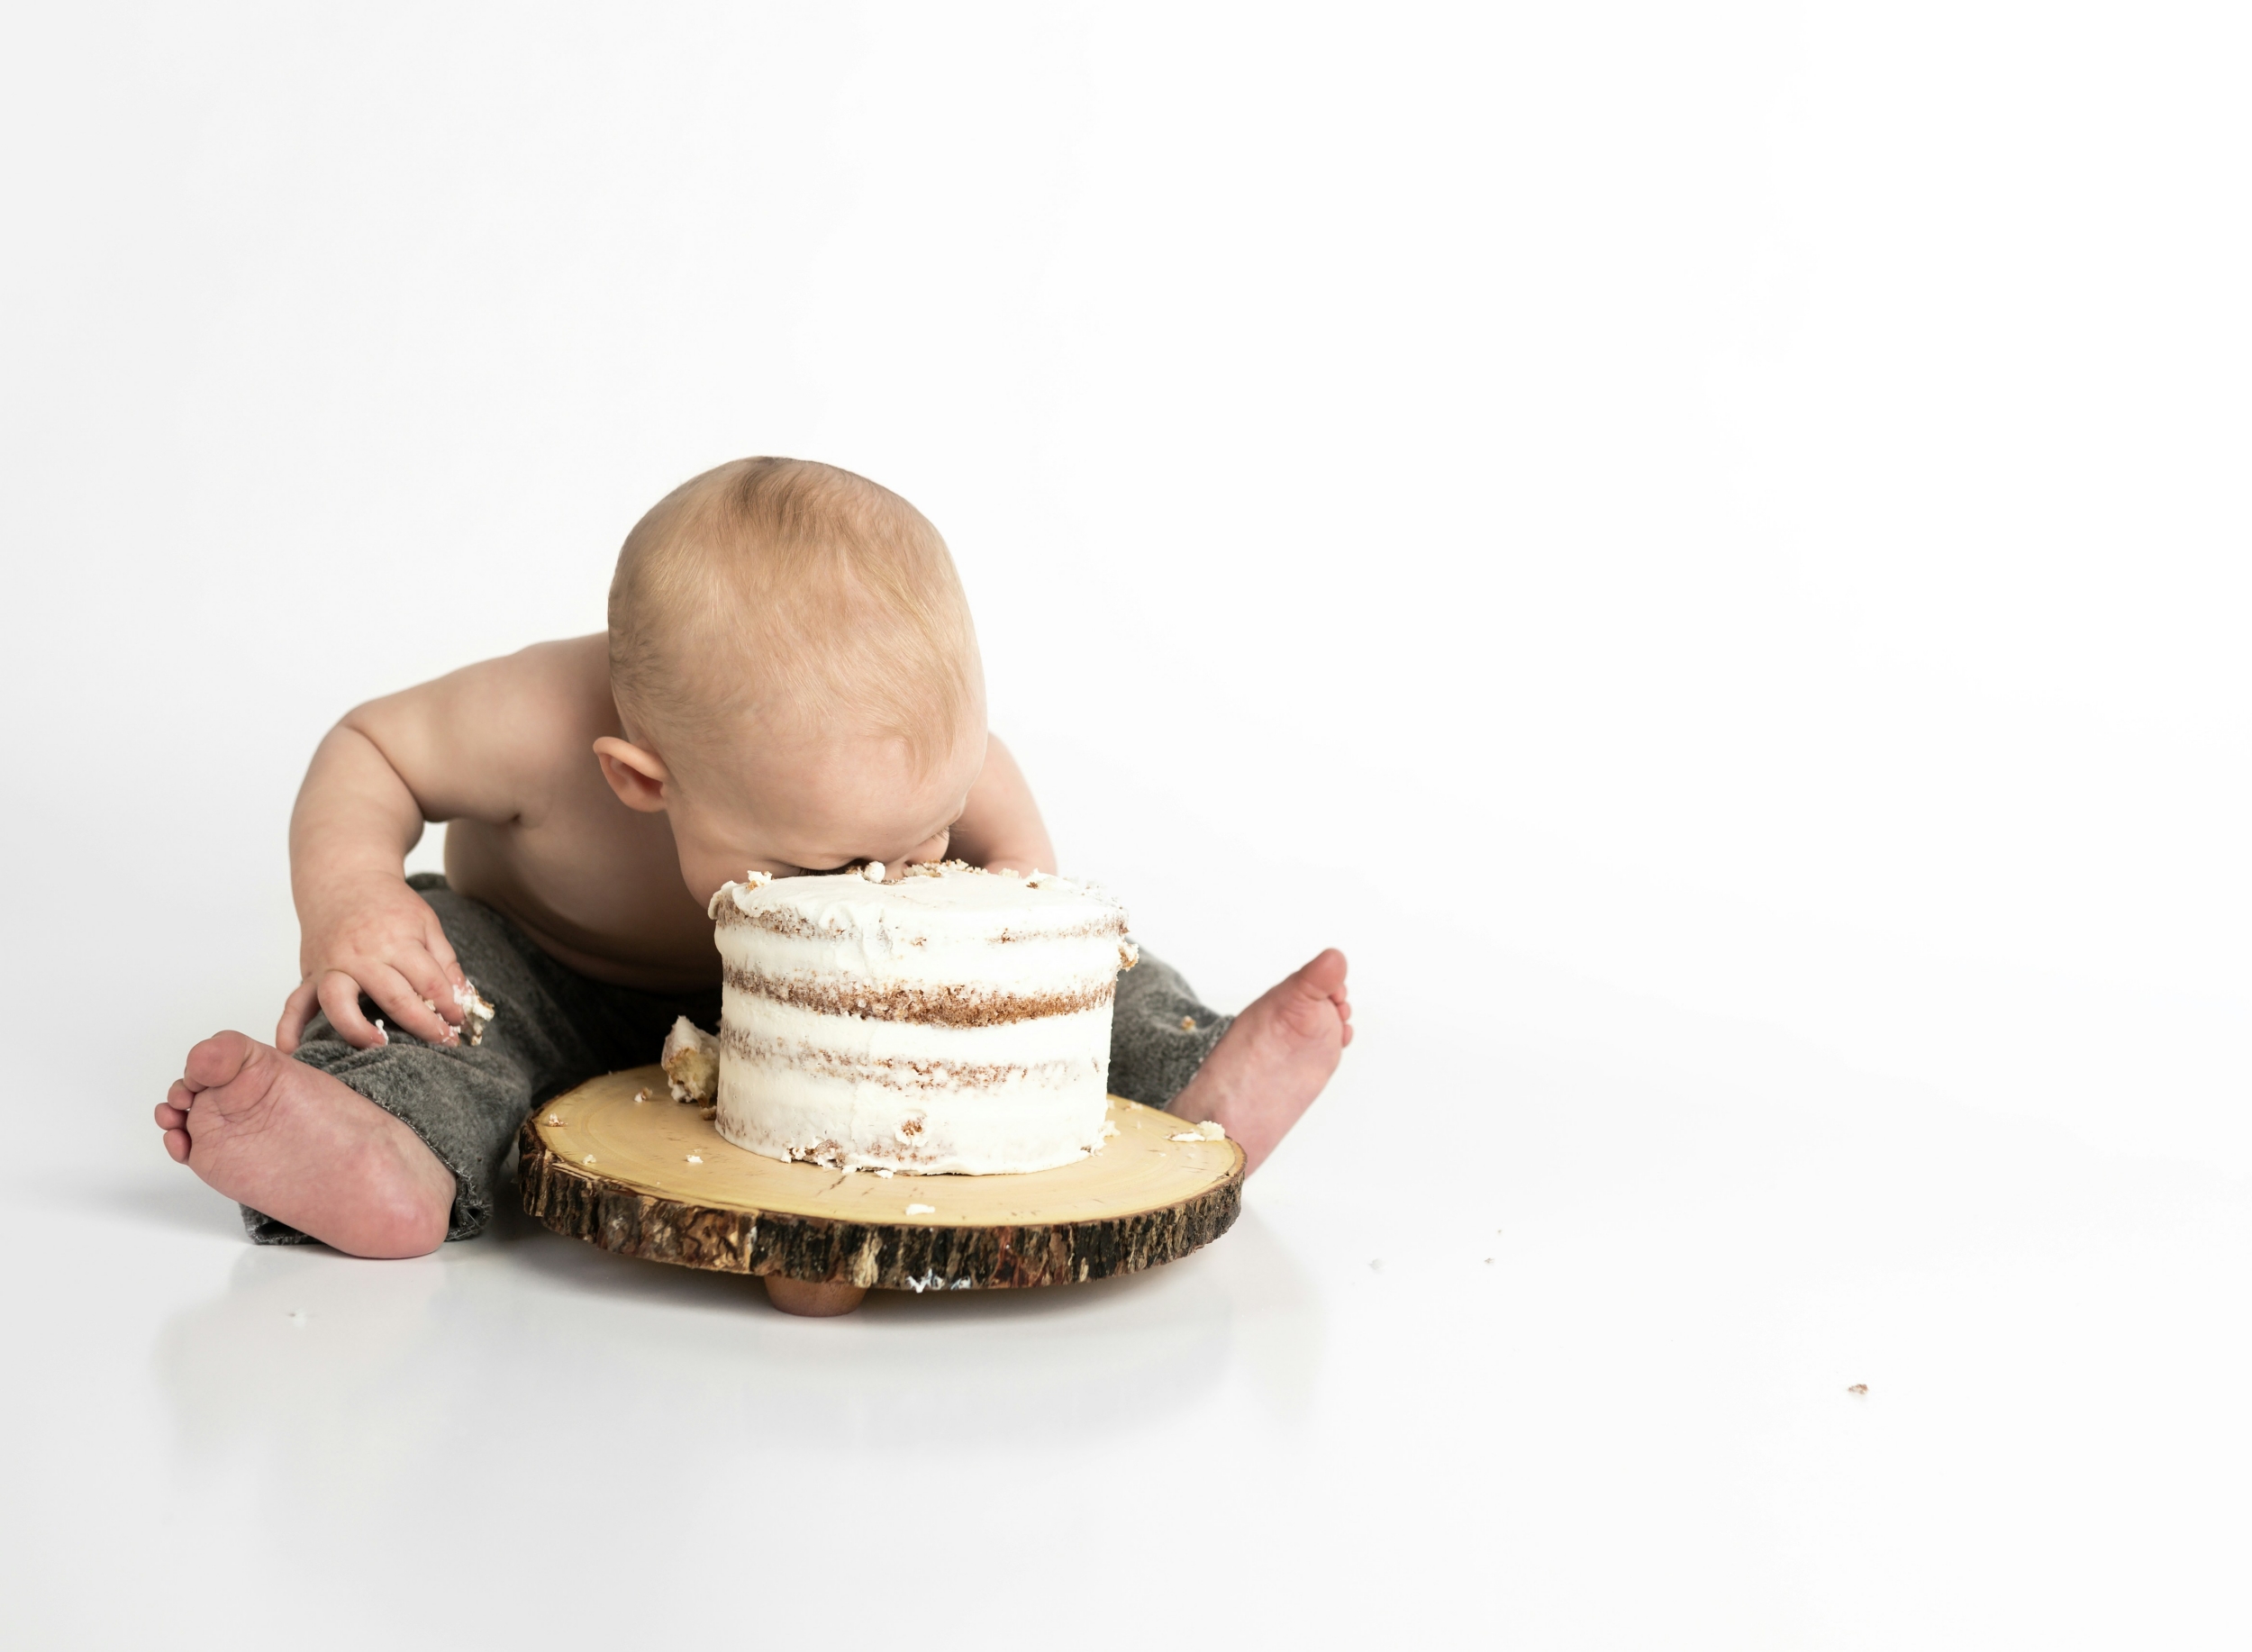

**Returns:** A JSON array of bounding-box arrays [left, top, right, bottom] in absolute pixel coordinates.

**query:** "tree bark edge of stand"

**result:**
[[517, 1118, 1243, 1292]]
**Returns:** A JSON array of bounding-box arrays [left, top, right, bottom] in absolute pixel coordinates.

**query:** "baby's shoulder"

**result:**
[[352, 635, 612, 818], [451, 635, 615, 762], [466, 633, 610, 712], [419, 632, 598, 725]]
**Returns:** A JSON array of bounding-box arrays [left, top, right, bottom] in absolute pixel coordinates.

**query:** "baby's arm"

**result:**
[[277, 652, 548, 1053], [947, 734, 1059, 875]]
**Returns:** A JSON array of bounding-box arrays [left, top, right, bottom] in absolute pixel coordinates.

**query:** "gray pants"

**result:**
[[248, 875, 1232, 1244]]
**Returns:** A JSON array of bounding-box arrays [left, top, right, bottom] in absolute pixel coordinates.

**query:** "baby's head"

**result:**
[[596, 457, 985, 899]]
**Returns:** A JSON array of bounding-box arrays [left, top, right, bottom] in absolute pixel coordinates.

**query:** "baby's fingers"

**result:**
[[276, 976, 322, 1054], [359, 962, 460, 1047], [315, 970, 388, 1049], [422, 910, 467, 991], [395, 948, 465, 1035]]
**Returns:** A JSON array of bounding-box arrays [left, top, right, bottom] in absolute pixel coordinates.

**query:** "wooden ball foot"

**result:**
[[763, 1276, 868, 1317]]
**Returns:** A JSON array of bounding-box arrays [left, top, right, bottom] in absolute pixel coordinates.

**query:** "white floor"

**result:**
[[10, 898, 2249, 1649]]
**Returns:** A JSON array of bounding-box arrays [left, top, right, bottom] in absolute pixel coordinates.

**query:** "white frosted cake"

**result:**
[[700, 861, 1137, 1175]]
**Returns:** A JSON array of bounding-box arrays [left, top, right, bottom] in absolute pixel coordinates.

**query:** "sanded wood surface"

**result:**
[[519, 1066, 1243, 1291]]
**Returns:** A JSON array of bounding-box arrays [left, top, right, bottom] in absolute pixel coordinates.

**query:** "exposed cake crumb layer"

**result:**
[[722, 965, 1115, 1028]]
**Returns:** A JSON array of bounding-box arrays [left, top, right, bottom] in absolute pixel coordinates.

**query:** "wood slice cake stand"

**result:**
[[519, 1065, 1245, 1316]]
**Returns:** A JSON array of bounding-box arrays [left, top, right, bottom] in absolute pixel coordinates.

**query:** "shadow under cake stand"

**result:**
[[519, 1065, 1245, 1316]]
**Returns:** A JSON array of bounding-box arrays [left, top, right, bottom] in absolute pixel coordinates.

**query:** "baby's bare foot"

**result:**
[[1169, 949, 1352, 1175], [155, 1031, 455, 1257]]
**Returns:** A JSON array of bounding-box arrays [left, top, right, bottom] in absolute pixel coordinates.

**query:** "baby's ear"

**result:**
[[593, 737, 670, 812]]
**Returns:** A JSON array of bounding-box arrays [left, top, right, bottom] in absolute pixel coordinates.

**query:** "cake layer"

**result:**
[[722, 990, 1119, 1078], [713, 862, 1127, 944], [721, 959, 1113, 1026], [713, 870, 1127, 1012], [714, 1002, 1115, 1175]]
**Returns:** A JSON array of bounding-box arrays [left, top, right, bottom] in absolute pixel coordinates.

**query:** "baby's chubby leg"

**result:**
[[157, 1033, 455, 1257]]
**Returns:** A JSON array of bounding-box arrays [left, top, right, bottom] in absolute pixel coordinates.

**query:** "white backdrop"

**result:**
[[4, 5, 2247, 1647]]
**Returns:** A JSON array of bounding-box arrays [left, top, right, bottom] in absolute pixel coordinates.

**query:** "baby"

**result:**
[[155, 458, 1353, 1257]]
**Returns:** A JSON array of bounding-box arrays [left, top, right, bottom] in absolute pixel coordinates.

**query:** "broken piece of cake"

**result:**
[[659, 1014, 719, 1104], [452, 979, 496, 1046]]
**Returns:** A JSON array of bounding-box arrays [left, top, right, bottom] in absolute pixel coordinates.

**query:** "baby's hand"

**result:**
[[277, 873, 470, 1053]]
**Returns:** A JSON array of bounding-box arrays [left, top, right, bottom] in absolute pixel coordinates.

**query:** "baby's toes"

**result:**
[[183, 1030, 258, 1090]]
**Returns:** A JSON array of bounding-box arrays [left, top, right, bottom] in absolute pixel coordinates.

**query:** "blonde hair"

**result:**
[[608, 458, 981, 775]]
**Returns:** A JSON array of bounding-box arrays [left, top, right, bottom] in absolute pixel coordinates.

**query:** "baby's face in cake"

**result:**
[[665, 716, 984, 900]]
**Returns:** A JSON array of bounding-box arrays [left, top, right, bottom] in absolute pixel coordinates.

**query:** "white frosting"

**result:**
[[708, 862, 1131, 1175], [451, 979, 495, 1046], [705, 868, 771, 919]]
